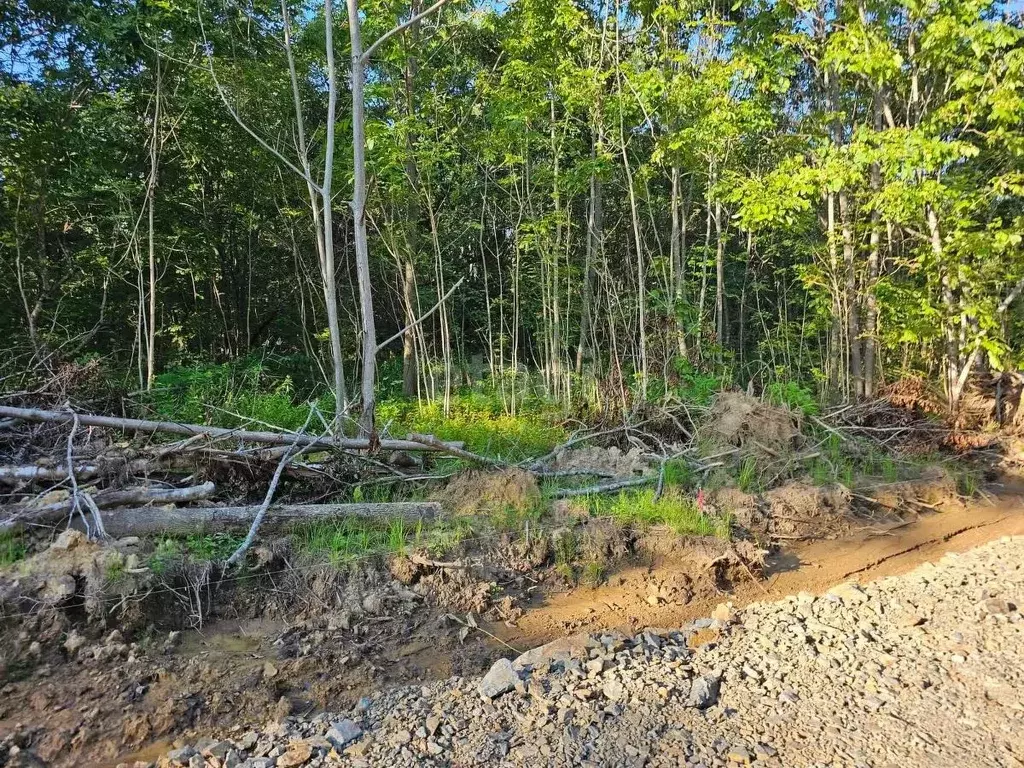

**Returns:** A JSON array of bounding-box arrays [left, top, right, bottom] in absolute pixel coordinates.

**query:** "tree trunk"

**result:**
[[345, 0, 379, 437], [839, 188, 863, 399], [146, 61, 161, 389]]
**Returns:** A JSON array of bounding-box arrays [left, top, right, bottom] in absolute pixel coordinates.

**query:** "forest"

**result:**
[[2, 0, 1023, 432]]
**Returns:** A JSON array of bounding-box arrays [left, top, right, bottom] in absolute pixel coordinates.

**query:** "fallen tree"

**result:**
[[74, 501, 441, 537], [2, 481, 218, 530], [0, 405, 464, 453]]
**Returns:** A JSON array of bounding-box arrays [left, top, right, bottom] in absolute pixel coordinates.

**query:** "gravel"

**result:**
[[150, 535, 1024, 768]]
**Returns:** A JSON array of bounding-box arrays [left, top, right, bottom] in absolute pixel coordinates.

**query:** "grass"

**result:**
[[591, 489, 732, 539], [579, 560, 605, 587], [0, 530, 27, 567], [141, 359, 566, 464], [291, 517, 416, 565], [737, 457, 759, 492]]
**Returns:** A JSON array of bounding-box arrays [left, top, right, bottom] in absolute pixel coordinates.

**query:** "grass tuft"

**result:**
[[0, 530, 27, 567], [591, 489, 731, 539]]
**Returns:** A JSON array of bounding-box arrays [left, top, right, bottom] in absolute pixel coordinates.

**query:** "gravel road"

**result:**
[[154, 535, 1024, 768]]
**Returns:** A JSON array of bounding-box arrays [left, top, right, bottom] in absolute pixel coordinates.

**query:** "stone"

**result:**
[[326, 719, 363, 749], [276, 741, 313, 767], [687, 676, 720, 709], [602, 679, 625, 701], [478, 658, 520, 698], [512, 634, 591, 671], [728, 746, 752, 764]]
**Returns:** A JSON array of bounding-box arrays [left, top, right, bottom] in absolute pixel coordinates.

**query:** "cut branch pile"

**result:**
[[0, 404, 470, 538]]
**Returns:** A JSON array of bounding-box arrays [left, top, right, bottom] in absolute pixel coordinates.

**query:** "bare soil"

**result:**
[[3, 483, 1023, 767]]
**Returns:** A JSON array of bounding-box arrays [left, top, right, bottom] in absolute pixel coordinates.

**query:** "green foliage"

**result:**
[[377, 390, 565, 461], [765, 381, 819, 417], [552, 529, 578, 565], [737, 457, 759, 493], [662, 458, 695, 489], [592, 490, 731, 539], [0, 531, 26, 567], [142, 357, 329, 431]]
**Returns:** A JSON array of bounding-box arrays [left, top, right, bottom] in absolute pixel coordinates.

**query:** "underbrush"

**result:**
[[138, 359, 565, 462]]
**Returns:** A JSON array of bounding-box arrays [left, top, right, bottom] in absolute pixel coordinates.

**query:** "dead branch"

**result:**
[[226, 413, 313, 566], [0, 405, 465, 453], [551, 475, 656, 498], [406, 432, 504, 466], [2, 481, 217, 530]]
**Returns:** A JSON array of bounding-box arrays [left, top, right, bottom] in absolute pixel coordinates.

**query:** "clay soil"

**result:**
[[4, 487, 1024, 768]]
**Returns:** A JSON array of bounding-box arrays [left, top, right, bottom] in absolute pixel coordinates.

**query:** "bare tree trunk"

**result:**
[[576, 135, 601, 376], [146, 61, 161, 389], [714, 198, 726, 358], [864, 91, 882, 398], [344, 0, 379, 437], [839, 188, 863, 399], [401, 0, 423, 397]]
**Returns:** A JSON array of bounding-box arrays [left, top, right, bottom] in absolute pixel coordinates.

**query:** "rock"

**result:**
[[166, 746, 196, 765], [827, 582, 867, 605], [276, 741, 313, 767], [602, 679, 625, 701], [512, 634, 591, 671], [478, 658, 520, 698], [687, 676, 720, 709], [981, 598, 1016, 615], [262, 662, 278, 679], [425, 715, 441, 736], [728, 746, 752, 764], [51, 529, 87, 550], [41, 575, 76, 604], [712, 602, 736, 624], [326, 719, 362, 749], [64, 630, 87, 656]]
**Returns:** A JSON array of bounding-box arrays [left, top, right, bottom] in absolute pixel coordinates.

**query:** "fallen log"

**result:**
[[0, 405, 464, 453], [72, 501, 441, 537], [2, 481, 217, 527], [0, 458, 174, 485]]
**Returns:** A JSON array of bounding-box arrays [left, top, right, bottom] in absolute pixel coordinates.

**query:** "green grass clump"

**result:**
[[0, 530, 27, 567], [291, 517, 413, 565], [579, 560, 605, 587], [377, 392, 565, 462], [737, 457, 759, 492], [592, 489, 731, 539]]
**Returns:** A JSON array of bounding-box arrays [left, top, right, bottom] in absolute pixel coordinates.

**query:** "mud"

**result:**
[[1, 481, 1014, 768]]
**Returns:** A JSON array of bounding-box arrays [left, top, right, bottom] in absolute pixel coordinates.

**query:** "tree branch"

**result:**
[[361, 0, 451, 63], [375, 276, 464, 353]]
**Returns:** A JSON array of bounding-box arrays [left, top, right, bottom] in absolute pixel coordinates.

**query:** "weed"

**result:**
[[185, 532, 244, 561], [957, 470, 979, 497], [579, 560, 605, 587], [765, 380, 819, 416], [148, 538, 183, 575], [592, 490, 731, 539], [553, 529, 578, 565], [0, 530, 26, 567], [105, 553, 126, 583], [662, 458, 695, 489], [292, 516, 418, 565], [555, 562, 576, 584], [737, 457, 759, 493]]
